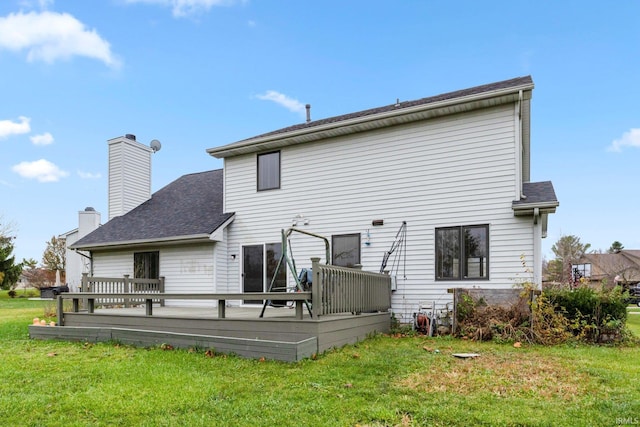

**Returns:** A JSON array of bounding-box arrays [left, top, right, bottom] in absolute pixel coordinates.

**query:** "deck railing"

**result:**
[[80, 273, 165, 307], [311, 257, 392, 317], [71, 260, 391, 319]]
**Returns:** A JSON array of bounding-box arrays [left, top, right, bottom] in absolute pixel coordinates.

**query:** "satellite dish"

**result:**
[[150, 139, 162, 153]]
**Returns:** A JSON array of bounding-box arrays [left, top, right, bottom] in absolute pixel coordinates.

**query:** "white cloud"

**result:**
[[30, 132, 54, 145], [18, 0, 54, 10], [77, 170, 102, 179], [608, 128, 640, 152], [0, 11, 121, 68], [0, 116, 31, 139], [256, 90, 306, 115], [12, 159, 69, 182], [124, 0, 238, 17]]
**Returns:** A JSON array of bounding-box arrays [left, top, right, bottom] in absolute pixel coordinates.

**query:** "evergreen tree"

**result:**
[[0, 236, 22, 290], [608, 241, 624, 254], [551, 235, 591, 283]]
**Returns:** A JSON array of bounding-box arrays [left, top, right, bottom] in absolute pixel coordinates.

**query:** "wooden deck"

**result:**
[[29, 304, 390, 362], [30, 266, 393, 362]]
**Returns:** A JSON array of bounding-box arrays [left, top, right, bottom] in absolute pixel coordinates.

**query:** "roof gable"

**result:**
[[71, 169, 233, 250]]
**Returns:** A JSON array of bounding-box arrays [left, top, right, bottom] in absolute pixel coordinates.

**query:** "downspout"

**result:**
[[516, 90, 527, 200], [73, 248, 94, 276], [532, 207, 542, 289]]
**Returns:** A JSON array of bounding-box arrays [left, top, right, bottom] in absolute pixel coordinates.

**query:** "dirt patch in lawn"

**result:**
[[397, 351, 593, 401]]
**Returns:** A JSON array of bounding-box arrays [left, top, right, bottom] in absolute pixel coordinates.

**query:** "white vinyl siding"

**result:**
[[161, 244, 216, 306], [92, 243, 218, 307], [92, 251, 133, 277], [224, 104, 536, 322]]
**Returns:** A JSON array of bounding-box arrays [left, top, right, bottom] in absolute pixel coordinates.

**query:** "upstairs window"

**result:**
[[436, 225, 489, 280], [134, 251, 159, 279], [257, 151, 280, 191], [332, 234, 361, 268]]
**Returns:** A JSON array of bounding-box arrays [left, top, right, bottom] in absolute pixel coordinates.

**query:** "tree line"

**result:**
[[0, 216, 66, 291]]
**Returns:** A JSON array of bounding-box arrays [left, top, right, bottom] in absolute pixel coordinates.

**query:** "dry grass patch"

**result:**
[[397, 350, 594, 401]]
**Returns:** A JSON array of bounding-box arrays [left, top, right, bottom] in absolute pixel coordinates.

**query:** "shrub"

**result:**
[[455, 284, 629, 344], [455, 289, 534, 343], [543, 285, 628, 342]]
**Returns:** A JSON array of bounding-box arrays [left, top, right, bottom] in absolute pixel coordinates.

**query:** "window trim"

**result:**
[[331, 233, 361, 268], [257, 151, 281, 191], [435, 224, 489, 281]]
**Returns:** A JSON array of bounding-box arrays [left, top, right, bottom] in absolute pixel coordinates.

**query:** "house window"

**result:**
[[436, 225, 489, 280], [134, 251, 159, 279], [257, 151, 280, 191], [571, 263, 591, 283], [332, 234, 361, 268]]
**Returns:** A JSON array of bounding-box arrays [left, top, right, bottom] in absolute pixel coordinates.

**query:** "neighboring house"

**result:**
[[70, 76, 558, 323], [572, 250, 640, 287], [59, 207, 101, 291]]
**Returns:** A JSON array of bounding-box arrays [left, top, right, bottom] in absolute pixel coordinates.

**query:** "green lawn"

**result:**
[[1, 291, 639, 426], [628, 306, 640, 336]]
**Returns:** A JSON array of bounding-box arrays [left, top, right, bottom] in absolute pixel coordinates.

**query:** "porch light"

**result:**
[[292, 214, 309, 226]]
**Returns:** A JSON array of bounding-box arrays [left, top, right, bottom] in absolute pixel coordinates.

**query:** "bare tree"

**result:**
[[42, 236, 66, 279], [21, 259, 54, 289]]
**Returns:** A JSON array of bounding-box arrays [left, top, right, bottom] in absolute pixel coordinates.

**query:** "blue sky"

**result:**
[[1, 0, 639, 263]]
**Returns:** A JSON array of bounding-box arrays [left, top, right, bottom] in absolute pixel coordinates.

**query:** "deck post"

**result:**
[[81, 273, 89, 310], [218, 300, 226, 318], [159, 276, 166, 306], [56, 294, 64, 326], [88, 298, 95, 314], [295, 300, 303, 319], [311, 257, 321, 318], [123, 274, 130, 308], [145, 299, 153, 316], [72, 298, 79, 313]]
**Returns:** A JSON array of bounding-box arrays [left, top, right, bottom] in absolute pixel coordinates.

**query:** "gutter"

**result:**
[[70, 234, 217, 251], [512, 200, 559, 214], [70, 215, 236, 251]]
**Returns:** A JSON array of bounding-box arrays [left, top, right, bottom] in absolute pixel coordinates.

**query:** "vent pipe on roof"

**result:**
[[305, 104, 311, 123]]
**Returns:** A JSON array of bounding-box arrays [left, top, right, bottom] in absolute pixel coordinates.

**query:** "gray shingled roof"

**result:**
[[513, 181, 558, 208], [240, 76, 533, 143], [71, 169, 233, 250]]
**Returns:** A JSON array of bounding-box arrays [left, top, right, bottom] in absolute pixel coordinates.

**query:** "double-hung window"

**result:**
[[257, 151, 280, 191], [435, 225, 489, 280]]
